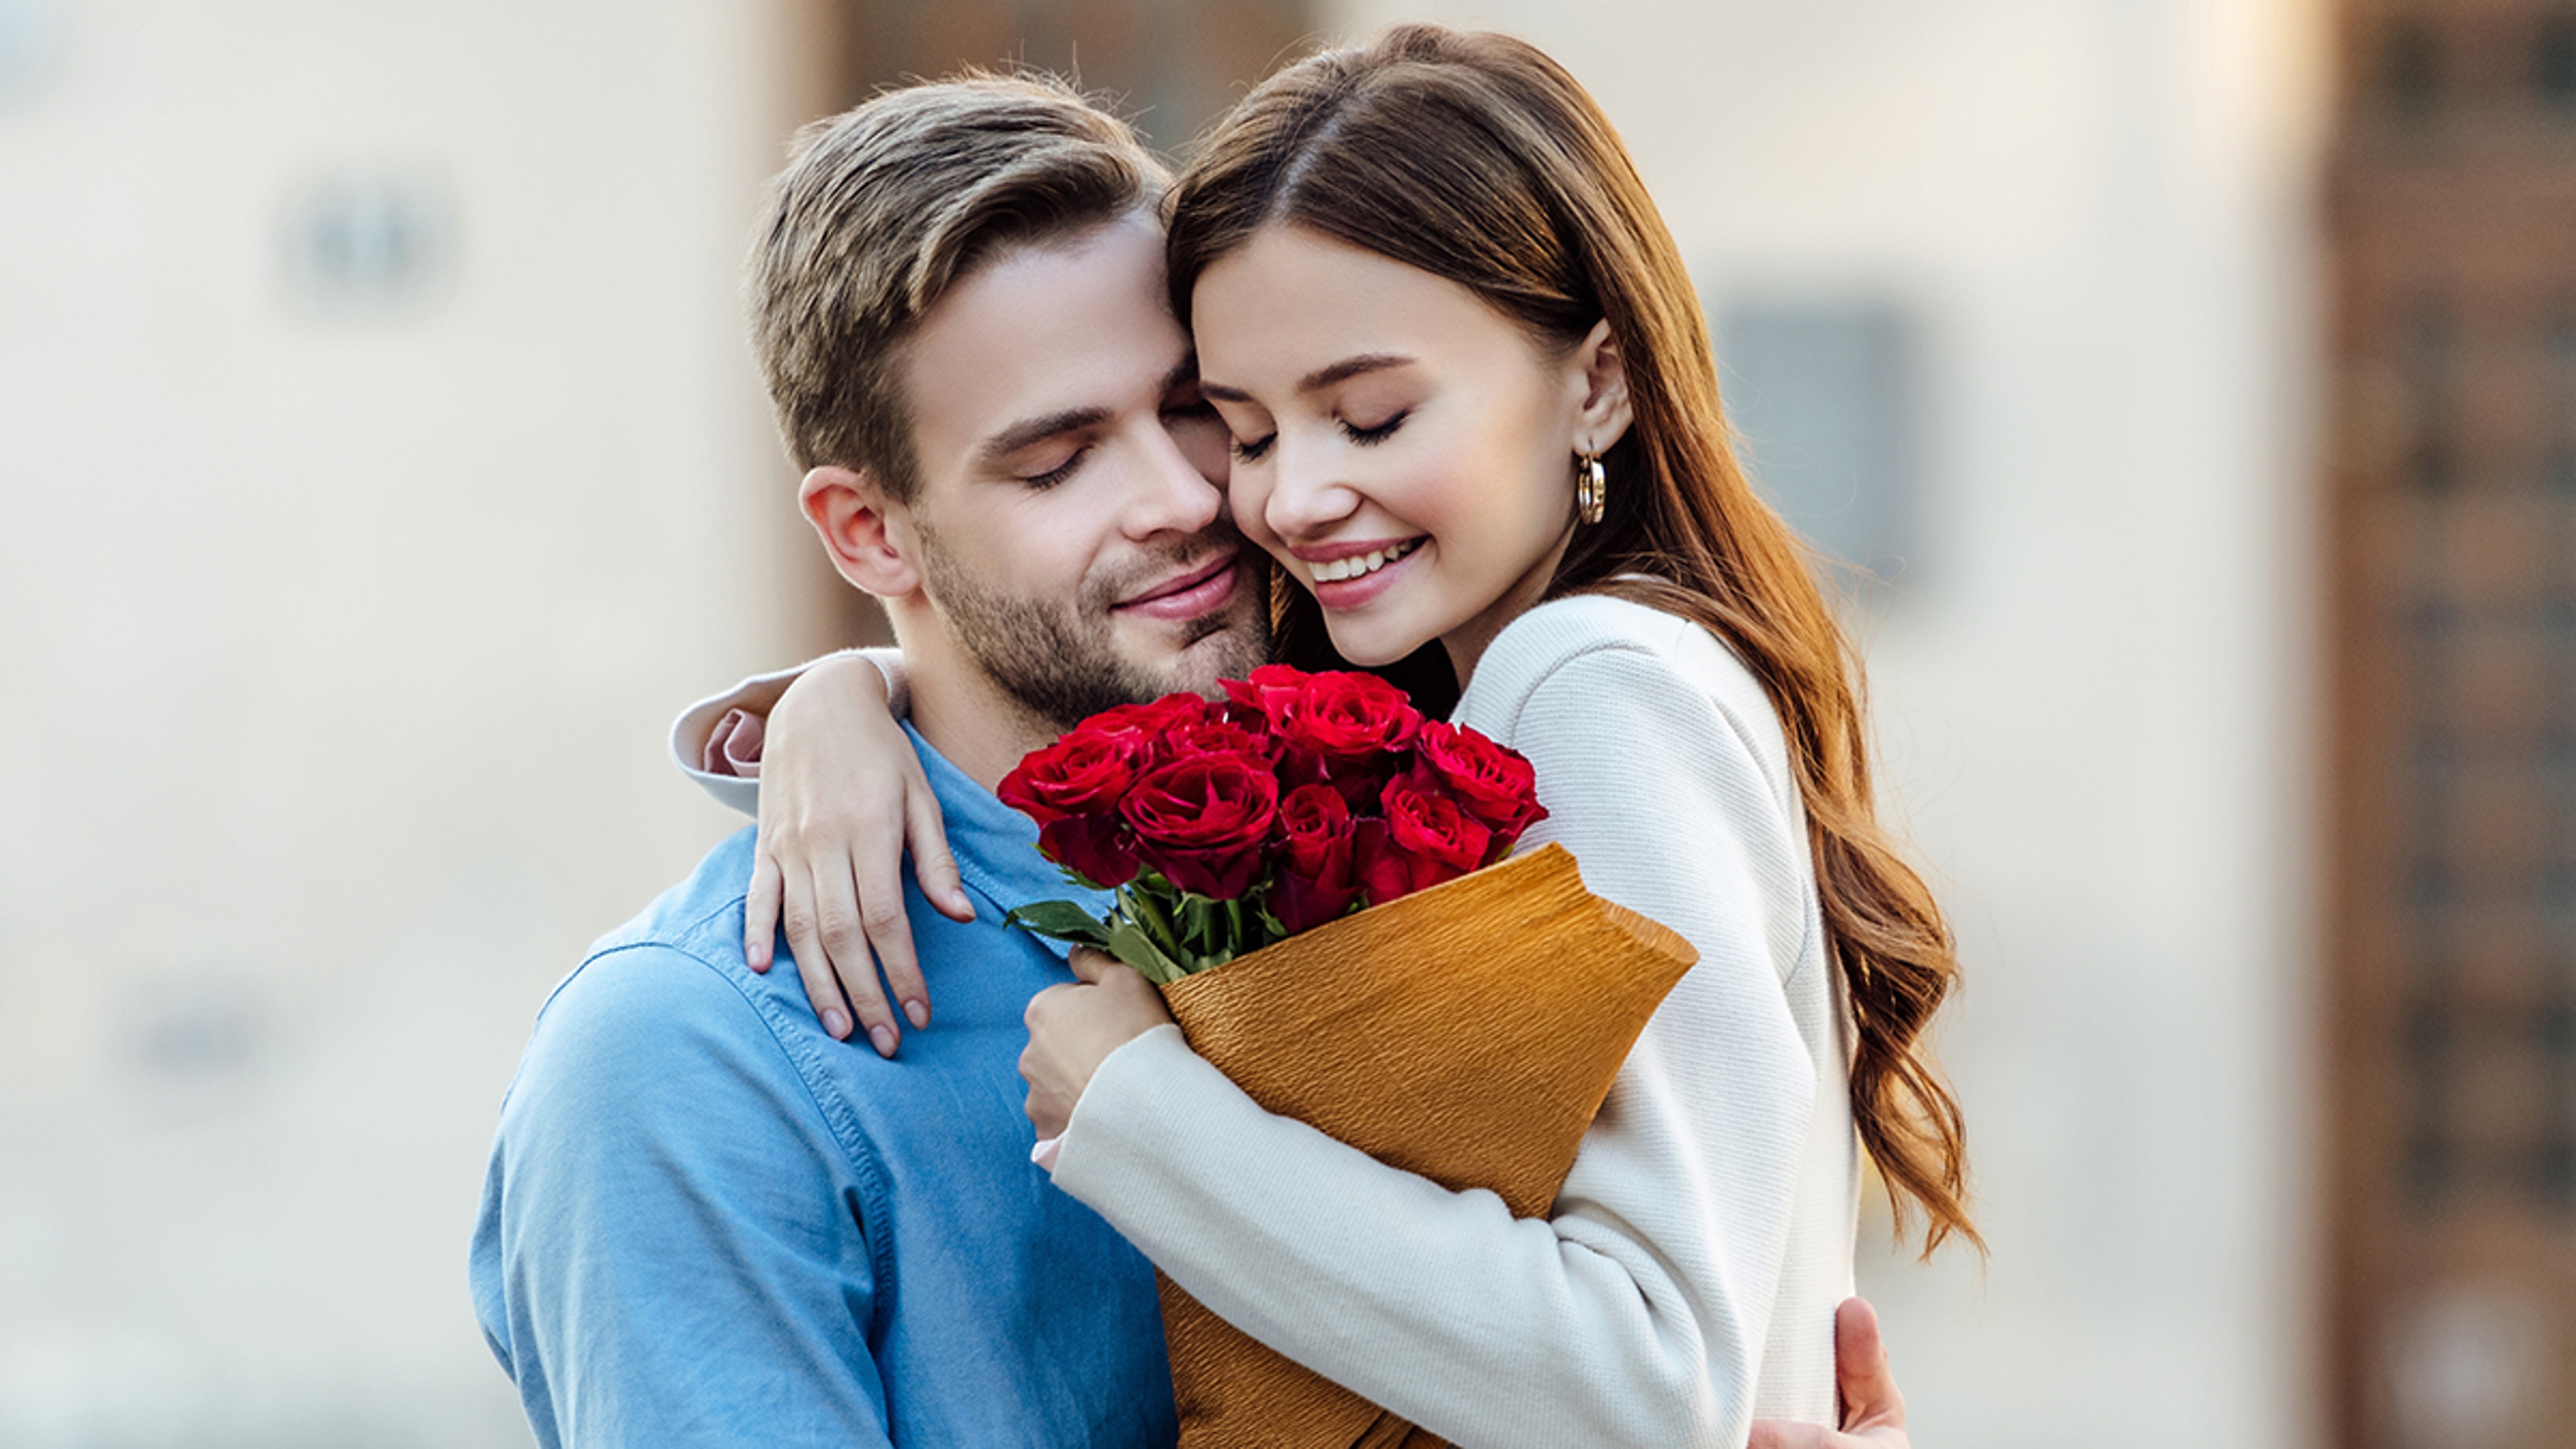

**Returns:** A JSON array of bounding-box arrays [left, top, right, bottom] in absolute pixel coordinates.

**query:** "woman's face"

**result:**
[[1193, 225, 1627, 678]]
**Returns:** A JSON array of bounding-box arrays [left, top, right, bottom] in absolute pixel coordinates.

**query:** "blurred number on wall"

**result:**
[[0, 0, 60, 105], [1717, 299, 1925, 588], [283, 172, 455, 315]]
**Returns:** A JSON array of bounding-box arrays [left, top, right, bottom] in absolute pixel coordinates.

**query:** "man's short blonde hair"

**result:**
[[751, 74, 1167, 501]]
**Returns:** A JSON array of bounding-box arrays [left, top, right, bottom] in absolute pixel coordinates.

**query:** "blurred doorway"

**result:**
[[2326, 3, 2576, 1446], [782, 0, 1319, 648]]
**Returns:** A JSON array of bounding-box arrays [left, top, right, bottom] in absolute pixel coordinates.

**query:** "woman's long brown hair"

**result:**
[[1168, 24, 1979, 1254]]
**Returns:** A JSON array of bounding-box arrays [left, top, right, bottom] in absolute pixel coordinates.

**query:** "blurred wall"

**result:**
[[1316, 1, 2330, 1446], [0, 1, 2333, 1446], [0, 1, 828, 1442]]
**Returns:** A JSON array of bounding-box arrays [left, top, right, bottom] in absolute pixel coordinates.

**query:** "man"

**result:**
[[472, 71, 1917, 1447]]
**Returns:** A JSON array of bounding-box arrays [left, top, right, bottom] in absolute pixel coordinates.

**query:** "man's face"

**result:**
[[897, 212, 1267, 730]]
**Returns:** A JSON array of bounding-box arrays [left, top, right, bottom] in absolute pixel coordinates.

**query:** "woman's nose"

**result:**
[[1260, 434, 1359, 543]]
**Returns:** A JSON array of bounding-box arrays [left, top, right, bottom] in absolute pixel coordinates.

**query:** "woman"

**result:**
[[691, 25, 1972, 1444]]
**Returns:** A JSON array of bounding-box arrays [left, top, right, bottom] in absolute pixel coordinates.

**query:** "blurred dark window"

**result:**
[[2383, 18, 2445, 115], [2539, 14, 2576, 107], [1716, 299, 1927, 588]]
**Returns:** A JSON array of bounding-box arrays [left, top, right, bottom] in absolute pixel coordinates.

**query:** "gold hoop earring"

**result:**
[[1575, 452, 1607, 525]]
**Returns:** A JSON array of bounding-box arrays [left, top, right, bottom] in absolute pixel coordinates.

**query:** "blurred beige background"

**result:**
[[5, 0, 2542, 1446]]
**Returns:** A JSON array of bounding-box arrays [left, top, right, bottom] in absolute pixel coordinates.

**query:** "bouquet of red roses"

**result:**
[[999, 663, 1550, 976], [999, 666, 1697, 1449]]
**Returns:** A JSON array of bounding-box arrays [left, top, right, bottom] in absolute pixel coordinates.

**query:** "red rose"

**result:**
[[1409, 720, 1548, 857], [1085, 693, 1215, 755], [1037, 813, 1140, 890], [1283, 671, 1423, 763], [1219, 663, 1313, 733], [1355, 777, 1491, 905], [998, 728, 1143, 826], [1119, 754, 1281, 898], [1271, 784, 1360, 933], [1165, 713, 1283, 767]]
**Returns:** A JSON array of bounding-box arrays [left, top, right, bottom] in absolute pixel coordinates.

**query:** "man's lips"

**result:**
[[1113, 553, 1242, 620]]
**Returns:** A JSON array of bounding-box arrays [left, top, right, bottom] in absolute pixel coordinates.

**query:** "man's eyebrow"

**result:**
[[1199, 353, 1413, 405], [977, 407, 1111, 463]]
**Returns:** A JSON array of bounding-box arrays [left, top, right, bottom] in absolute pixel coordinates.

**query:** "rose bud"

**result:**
[[1411, 720, 1549, 849], [1272, 784, 1361, 933], [1037, 813, 1141, 890]]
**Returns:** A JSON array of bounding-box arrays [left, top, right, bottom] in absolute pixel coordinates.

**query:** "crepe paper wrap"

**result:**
[[1146, 843, 1696, 1449]]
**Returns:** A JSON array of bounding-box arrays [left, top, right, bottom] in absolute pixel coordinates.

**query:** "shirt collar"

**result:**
[[906, 722, 1108, 955]]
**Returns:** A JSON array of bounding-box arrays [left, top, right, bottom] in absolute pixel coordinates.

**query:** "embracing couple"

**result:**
[[472, 23, 1969, 1449]]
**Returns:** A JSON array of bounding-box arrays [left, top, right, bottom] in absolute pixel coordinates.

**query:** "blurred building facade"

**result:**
[[0, 1, 2358, 1446], [2326, 1, 2576, 1444]]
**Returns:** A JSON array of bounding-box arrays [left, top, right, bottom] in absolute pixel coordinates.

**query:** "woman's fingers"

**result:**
[[806, 858, 902, 1057], [905, 767, 974, 924], [852, 839, 930, 1032], [777, 861, 853, 1042], [744, 849, 784, 971], [1832, 1297, 1904, 1432]]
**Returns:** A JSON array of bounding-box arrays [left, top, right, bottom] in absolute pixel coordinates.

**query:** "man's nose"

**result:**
[[1122, 424, 1226, 539]]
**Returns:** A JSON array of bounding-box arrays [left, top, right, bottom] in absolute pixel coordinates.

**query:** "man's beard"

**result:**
[[914, 522, 1270, 734]]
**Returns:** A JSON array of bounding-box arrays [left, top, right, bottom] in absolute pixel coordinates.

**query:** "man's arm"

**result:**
[[470, 944, 891, 1448], [1747, 1298, 1911, 1449]]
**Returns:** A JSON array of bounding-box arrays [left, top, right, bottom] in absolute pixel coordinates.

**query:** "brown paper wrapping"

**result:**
[[1150, 843, 1697, 1449]]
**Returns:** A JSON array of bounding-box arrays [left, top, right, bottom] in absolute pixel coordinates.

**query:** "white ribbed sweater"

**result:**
[[672, 594, 1857, 1448]]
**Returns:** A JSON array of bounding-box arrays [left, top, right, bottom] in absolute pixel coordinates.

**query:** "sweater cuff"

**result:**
[[1052, 1023, 1202, 1202]]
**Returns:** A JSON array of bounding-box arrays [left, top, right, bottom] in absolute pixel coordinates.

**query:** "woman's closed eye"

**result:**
[[1229, 432, 1277, 463], [1340, 411, 1408, 446]]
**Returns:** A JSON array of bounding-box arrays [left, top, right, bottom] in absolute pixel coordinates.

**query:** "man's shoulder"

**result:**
[[503, 826, 827, 1141], [578, 824, 763, 971]]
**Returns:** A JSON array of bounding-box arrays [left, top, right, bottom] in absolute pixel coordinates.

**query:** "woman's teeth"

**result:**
[[1309, 539, 1420, 583]]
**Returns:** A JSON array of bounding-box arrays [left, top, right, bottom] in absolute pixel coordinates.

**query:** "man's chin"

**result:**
[[1116, 614, 1267, 698]]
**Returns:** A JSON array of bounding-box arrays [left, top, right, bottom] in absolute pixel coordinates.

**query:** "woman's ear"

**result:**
[[800, 466, 923, 598], [1568, 319, 1634, 455]]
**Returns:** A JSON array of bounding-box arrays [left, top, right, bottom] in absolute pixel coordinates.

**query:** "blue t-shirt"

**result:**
[[470, 726, 1175, 1448]]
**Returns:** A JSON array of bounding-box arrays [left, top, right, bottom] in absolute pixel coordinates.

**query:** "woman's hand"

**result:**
[[745, 653, 975, 1057], [1746, 1299, 1909, 1449], [1020, 948, 1175, 1138]]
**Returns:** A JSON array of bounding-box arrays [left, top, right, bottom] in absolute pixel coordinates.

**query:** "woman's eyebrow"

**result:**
[[1200, 353, 1415, 405]]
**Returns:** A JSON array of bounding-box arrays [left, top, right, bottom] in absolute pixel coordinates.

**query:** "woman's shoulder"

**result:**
[[1456, 593, 1798, 810], [1458, 594, 1769, 729]]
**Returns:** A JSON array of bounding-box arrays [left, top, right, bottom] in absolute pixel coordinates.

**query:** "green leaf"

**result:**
[[1123, 884, 1189, 963], [1104, 916, 1188, 985], [1006, 901, 1113, 948]]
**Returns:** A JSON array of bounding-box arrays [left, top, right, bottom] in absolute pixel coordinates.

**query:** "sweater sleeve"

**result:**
[[1051, 639, 1825, 1449], [669, 648, 912, 816]]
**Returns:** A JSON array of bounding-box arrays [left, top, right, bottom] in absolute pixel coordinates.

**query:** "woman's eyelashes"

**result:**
[[1228, 411, 1409, 463], [1341, 410, 1408, 445]]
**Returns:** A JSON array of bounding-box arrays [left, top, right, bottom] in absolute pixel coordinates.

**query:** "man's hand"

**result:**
[[1747, 1297, 1910, 1449], [1020, 948, 1175, 1139]]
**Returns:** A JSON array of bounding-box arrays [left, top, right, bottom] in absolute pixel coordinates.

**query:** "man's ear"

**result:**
[[1568, 319, 1634, 455], [800, 465, 923, 598]]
